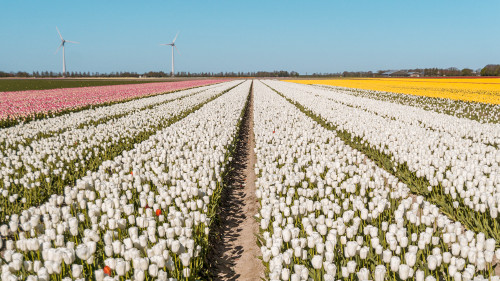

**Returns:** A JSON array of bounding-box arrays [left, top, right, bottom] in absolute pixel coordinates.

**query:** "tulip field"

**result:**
[[0, 79, 224, 128], [284, 78, 500, 105], [0, 78, 499, 280]]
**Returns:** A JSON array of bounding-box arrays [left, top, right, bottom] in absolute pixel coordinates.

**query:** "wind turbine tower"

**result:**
[[161, 32, 180, 77], [55, 27, 79, 78]]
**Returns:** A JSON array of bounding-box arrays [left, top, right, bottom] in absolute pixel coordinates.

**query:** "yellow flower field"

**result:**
[[282, 78, 500, 104]]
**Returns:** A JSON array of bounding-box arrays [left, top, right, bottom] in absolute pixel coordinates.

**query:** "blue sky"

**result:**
[[1, 0, 499, 74]]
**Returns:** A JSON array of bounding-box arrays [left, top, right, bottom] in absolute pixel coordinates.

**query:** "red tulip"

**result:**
[[103, 266, 111, 276], [156, 209, 161, 216]]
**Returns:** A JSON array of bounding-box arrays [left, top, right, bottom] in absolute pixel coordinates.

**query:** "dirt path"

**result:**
[[211, 82, 265, 280]]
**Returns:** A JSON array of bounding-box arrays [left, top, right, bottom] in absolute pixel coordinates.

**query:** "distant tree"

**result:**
[[461, 68, 473, 76], [481, 64, 500, 76], [16, 71, 30, 77], [0, 71, 14, 77]]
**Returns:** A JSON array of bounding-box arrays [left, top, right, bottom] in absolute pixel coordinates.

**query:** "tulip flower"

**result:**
[[103, 265, 112, 276], [311, 255, 323, 270]]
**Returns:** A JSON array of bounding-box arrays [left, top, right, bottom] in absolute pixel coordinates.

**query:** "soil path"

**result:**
[[211, 82, 265, 280]]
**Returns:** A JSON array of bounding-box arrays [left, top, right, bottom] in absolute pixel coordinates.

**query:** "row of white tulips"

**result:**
[[263, 80, 500, 237], [252, 80, 499, 281], [0, 81, 241, 220], [0, 82, 224, 150], [0, 80, 251, 281], [313, 85, 500, 124], [298, 84, 500, 146]]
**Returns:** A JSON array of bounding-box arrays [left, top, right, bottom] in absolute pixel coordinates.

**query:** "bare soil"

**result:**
[[210, 83, 265, 280]]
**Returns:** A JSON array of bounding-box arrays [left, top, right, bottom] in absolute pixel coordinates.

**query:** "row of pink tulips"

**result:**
[[0, 80, 226, 121]]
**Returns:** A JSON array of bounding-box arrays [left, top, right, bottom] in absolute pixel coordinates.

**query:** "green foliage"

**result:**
[[480, 64, 500, 76]]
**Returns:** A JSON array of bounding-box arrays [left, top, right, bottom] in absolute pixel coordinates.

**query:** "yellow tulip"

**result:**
[[282, 78, 500, 104]]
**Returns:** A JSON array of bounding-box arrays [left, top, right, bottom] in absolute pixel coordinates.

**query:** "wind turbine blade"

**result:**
[[66, 40, 79, 44], [56, 26, 63, 40], [174, 45, 180, 56], [55, 43, 63, 54], [172, 31, 179, 43]]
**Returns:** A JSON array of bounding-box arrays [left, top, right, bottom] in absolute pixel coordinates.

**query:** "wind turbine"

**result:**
[[55, 27, 79, 78], [161, 32, 180, 77]]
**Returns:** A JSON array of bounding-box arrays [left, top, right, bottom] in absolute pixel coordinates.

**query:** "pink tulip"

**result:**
[[0, 80, 227, 121]]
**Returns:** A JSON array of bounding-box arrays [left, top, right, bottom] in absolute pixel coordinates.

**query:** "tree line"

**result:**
[[480, 65, 500, 76], [334, 67, 479, 78], [1, 65, 499, 78], [0, 70, 299, 78]]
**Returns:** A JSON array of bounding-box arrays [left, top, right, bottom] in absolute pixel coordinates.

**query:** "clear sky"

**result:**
[[1, 0, 499, 74]]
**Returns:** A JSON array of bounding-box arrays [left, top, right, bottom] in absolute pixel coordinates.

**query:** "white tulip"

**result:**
[[180, 253, 191, 267], [390, 256, 400, 272], [72, 264, 83, 278], [398, 264, 410, 280], [353, 267, 367, 279], [374, 265, 386, 281], [95, 269, 104, 281], [311, 255, 323, 270]]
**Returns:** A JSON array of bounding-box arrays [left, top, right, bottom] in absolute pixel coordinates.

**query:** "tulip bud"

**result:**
[[95, 269, 104, 281], [398, 264, 410, 280], [415, 269, 424, 281], [116, 260, 126, 276], [356, 267, 369, 280], [383, 250, 392, 263], [345, 241, 357, 258], [427, 255, 437, 271], [390, 256, 400, 272], [72, 264, 83, 278], [311, 255, 323, 269], [104, 245, 113, 257], [283, 229, 291, 243], [149, 263, 159, 277], [485, 238, 496, 252], [180, 253, 191, 267], [374, 265, 386, 281], [134, 269, 145, 281], [341, 266, 349, 278], [346, 261, 356, 274]]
